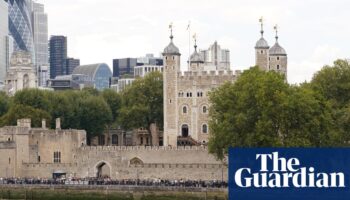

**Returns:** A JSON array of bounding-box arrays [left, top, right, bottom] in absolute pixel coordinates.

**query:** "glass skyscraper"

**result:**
[[49, 36, 67, 79], [7, 0, 35, 64], [32, 2, 48, 86], [0, 0, 9, 84]]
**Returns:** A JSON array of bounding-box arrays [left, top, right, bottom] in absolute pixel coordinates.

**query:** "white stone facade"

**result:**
[[4, 51, 37, 95]]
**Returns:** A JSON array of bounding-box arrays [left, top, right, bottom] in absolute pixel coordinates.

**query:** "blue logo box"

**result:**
[[229, 148, 350, 200]]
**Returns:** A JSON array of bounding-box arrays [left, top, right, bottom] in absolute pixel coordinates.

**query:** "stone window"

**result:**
[[277, 57, 280, 60], [183, 106, 187, 114], [112, 134, 118, 145], [202, 124, 208, 134], [140, 137, 143, 145], [38, 156, 40, 163], [203, 106, 208, 114], [130, 157, 144, 165], [277, 65, 280, 70], [8, 157, 10, 164], [261, 50, 263, 54], [53, 151, 61, 163]]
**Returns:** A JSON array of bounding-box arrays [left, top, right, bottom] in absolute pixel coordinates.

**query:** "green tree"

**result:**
[[0, 92, 9, 117], [310, 59, 350, 107], [12, 89, 52, 112], [208, 67, 338, 159], [119, 71, 163, 145], [310, 59, 350, 143], [101, 89, 121, 124], [47, 91, 73, 129], [79, 96, 112, 138], [0, 104, 51, 127]]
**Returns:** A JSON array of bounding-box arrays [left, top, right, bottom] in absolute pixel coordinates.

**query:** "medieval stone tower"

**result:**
[[255, 20, 270, 71], [162, 29, 181, 147], [268, 27, 288, 78], [255, 19, 287, 78]]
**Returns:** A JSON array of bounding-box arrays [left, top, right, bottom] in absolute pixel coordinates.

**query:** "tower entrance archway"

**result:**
[[181, 124, 189, 137], [95, 161, 111, 178]]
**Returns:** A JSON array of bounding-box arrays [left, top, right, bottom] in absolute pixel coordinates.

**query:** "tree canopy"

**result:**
[[118, 71, 163, 144], [208, 66, 342, 159]]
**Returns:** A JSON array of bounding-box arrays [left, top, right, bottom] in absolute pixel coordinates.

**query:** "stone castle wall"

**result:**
[[20, 146, 227, 181]]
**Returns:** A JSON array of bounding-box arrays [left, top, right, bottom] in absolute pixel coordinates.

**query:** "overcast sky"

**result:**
[[42, 0, 350, 83]]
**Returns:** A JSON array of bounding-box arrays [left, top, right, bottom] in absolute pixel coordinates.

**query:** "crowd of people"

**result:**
[[0, 177, 227, 188]]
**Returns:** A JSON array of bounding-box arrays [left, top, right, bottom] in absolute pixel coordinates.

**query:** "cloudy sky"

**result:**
[[42, 0, 350, 83]]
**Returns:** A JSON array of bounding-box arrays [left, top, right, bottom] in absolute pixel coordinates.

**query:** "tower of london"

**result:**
[[163, 20, 288, 147]]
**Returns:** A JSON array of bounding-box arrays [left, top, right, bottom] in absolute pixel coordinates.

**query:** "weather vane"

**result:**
[[169, 22, 173, 40], [274, 24, 279, 41], [259, 17, 264, 36]]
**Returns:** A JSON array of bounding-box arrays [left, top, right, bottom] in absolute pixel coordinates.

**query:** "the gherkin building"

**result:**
[[6, 0, 35, 63]]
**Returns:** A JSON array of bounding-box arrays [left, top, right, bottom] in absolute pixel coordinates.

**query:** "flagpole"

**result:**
[[188, 21, 191, 70]]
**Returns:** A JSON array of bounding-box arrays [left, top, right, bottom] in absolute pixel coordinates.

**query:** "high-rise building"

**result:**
[[112, 58, 137, 77], [66, 58, 80, 75], [7, 0, 35, 64], [200, 41, 230, 70], [31, 2, 48, 86], [49, 36, 67, 79], [113, 54, 163, 78], [38, 65, 49, 87], [5, 35, 14, 74], [0, 0, 9, 84]]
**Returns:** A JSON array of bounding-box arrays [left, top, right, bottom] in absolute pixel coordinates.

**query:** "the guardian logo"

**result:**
[[229, 148, 350, 200], [234, 152, 345, 188]]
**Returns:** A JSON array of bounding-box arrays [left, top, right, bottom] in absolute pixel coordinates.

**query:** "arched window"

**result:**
[[23, 74, 29, 88], [181, 124, 189, 137], [130, 157, 144, 165], [277, 65, 280, 70], [183, 106, 187, 114], [203, 106, 208, 114], [277, 57, 280, 60], [202, 124, 208, 134]]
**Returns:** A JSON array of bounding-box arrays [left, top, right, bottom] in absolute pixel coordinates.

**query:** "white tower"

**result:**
[[163, 25, 181, 147]]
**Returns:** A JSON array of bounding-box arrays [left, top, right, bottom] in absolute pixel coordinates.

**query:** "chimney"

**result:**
[[56, 118, 61, 130], [42, 119, 46, 129]]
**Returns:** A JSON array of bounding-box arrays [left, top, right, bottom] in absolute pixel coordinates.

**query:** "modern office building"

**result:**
[[134, 65, 163, 78], [72, 63, 112, 90], [7, 0, 35, 64], [0, 0, 9, 84], [137, 54, 163, 66], [112, 58, 137, 78], [32, 1, 48, 86], [66, 58, 80, 75], [48, 74, 94, 91], [38, 65, 49, 87], [113, 54, 163, 78], [200, 41, 230, 70], [49, 36, 67, 79], [5, 35, 14, 74]]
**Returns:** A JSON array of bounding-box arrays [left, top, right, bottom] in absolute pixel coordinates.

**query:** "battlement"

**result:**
[[80, 145, 208, 152], [178, 70, 241, 81]]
